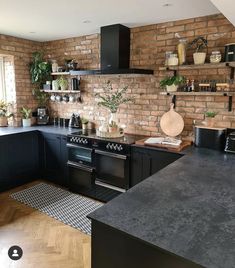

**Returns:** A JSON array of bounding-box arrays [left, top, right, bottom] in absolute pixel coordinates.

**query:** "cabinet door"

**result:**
[[60, 135, 68, 187], [42, 133, 61, 183], [8, 132, 39, 187], [131, 146, 182, 187], [0, 137, 10, 191]]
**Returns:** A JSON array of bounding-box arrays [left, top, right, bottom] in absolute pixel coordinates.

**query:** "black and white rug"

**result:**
[[10, 183, 103, 235]]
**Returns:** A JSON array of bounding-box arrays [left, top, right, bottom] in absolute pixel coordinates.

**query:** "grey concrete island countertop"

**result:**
[[89, 148, 235, 268]]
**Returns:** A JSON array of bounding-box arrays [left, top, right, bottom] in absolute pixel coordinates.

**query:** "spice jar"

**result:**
[[177, 39, 187, 65], [210, 51, 221, 63], [168, 54, 178, 66]]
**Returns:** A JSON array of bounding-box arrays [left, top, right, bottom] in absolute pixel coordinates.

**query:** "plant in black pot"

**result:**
[[160, 75, 186, 92], [189, 36, 208, 65]]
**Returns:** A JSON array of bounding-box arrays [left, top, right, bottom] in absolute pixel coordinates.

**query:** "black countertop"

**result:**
[[89, 147, 235, 268]]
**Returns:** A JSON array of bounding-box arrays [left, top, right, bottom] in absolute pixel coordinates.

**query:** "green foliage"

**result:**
[[32, 88, 49, 107], [20, 106, 32, 119], [0, 100, 13, 118], [160, 75, 186, 88], [81, 117, 89, 124], [95, 81, 133, 113], [57, 76, 68, 89], [205, 111, 217, 118], [189, 36, 208, 52], [29, 51, 52, 87]]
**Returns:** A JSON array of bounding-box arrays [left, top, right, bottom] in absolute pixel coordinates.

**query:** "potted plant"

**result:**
[[32, 88, 49, 107], [20, 107, 32, 127], [189, 36, 208, 65], [81, 117, 89, 130], [160, 75, 186, 92], [204, 111, 217, 127], [0, 100, 13, 127], [57, 76, 68, 91], [95, 81, 133, 128], [108, 120, 118, 133]]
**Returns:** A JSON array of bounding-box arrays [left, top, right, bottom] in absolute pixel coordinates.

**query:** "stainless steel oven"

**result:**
[[94, 141, 130, 192]]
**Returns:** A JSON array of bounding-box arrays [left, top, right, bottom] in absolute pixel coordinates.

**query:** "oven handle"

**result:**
[[94, 149, 127, 160], [67, 143, 93, 151], [67, 161, 94, 172], [95, 180, 126, 193]]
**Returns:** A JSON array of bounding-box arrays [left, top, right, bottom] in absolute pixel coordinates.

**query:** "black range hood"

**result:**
[[70, 24, 153, 75]]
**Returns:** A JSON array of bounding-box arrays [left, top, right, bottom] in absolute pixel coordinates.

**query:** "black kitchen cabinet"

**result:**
[[0, 132, 39, 192], [40, 133, 68, 187], [131, 146, 182, 187]]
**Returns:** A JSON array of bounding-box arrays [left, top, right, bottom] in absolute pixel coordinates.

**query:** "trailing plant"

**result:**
[[205, 111, 217, 118], [32, 88, 49, 107], [0, 100, 13, 118], [189, 36, 208, 52], [95, 81, 133, 113], [29, 51, 52, 88], [160, 75, 186, 88], [20, 106, 32, 119]]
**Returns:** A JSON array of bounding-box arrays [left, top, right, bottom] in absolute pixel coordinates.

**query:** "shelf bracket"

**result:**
[[172, 94, 176, 108], [228, 95, 233, 112], [226, 63, 235, 81]]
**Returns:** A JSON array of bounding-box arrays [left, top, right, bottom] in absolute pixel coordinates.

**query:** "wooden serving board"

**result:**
[[135, 138, 192, 152]]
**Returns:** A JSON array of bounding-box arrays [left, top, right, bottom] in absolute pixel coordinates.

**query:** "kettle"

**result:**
[[69, 113, 81, 128]]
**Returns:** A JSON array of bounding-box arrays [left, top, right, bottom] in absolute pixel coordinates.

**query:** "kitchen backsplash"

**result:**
[[1, 13, 235, 136]]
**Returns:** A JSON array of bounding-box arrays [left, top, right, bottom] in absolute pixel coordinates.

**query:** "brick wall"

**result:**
[[0, 34, 42, 125], [2, 13, 235, 135]]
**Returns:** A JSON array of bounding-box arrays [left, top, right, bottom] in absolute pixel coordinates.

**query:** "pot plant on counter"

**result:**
[[189, 36, 208, 65], [81, 117, 89, 130], [204, 111, 217, 127], [160, 75, 186, 92], [0, 100, 13, 127], [20, 106, 32, 127]]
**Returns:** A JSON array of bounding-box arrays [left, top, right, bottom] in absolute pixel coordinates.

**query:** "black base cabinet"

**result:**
[[91, 220, 202, 268], [0, 132, 39, 192], [40, 132, 68, 187], [131, 146, 182, 187]]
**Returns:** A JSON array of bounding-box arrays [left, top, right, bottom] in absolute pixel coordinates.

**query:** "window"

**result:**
[[0, 55, 15, 103]]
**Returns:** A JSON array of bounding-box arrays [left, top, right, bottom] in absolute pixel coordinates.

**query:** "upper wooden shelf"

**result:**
[[40, 89, 80, 94], [160, 91, 235, 96], [51, 72, 70, 75], [159, 62, 235, 71]]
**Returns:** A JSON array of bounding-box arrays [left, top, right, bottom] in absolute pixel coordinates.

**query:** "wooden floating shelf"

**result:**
[[51, 72, 70, 75], [40, 90, 80, 94], [159, 62, 235, 71], [160, 91, 235, 96]]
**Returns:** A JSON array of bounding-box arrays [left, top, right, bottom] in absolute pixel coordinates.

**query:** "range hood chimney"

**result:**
[[70, 24, 153, 75]]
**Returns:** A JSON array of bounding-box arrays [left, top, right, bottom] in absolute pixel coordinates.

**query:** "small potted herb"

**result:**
[[20, 107, 32, 127], [81, 117, 89, 130], [160, 75, 186, 92], [109, 120, 118, 133], [189, 36, 208, 65], [0, 100, 13, 127], [57, 76, 68, 91], [204, 111, 217, 127]]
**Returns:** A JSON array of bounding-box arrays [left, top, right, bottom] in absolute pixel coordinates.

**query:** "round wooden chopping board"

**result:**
[[160, 103, 184, 137]]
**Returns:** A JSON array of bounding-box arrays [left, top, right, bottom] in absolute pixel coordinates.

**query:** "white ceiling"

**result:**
[[210, 0, 235, 26], [0, 0, 219, 42]]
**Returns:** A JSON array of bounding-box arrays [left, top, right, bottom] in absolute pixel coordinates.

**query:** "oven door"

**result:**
[[67, 143, 93, 166], [94, 149, 129, 192], [68, 161, 95, 193]]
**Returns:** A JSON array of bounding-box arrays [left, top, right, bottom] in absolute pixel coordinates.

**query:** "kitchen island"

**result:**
[[89, 147, 235, 268]]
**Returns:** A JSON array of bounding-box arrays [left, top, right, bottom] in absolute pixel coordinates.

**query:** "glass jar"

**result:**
[[210, 51, 222, 63], [177, 39, 187, 65], [51, 60, 58, 72], [165, 51, 173, 66], [168, 54, 178, 66]]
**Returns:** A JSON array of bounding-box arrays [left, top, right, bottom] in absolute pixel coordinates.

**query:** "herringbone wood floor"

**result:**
[[0, 180, 91, 268]]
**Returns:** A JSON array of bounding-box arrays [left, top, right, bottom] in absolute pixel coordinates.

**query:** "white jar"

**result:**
[[210, 51, 221, 63], [52, 80, 59, 90], [168, 54, 179, 66], [51, 60, 58, 73]]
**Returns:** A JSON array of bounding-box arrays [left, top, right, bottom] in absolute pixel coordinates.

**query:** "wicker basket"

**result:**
[[0, 117, 8, 127]]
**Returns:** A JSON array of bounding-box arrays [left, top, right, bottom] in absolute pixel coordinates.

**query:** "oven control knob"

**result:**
[[106, 143, 110, 149], [118, 145, 123, 151], [84, 139, 88, 144], [113, 144, 118, 151], [78, 138, 81, 143]]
